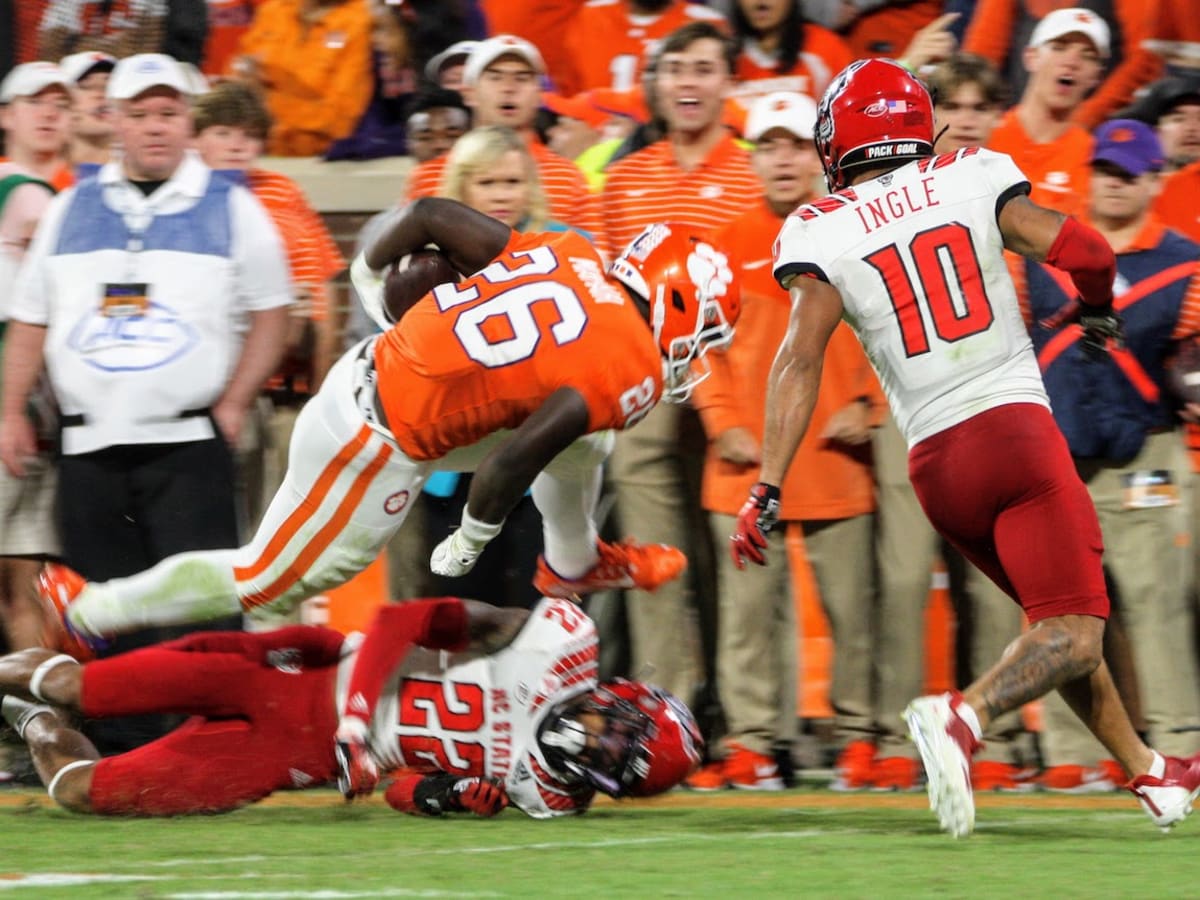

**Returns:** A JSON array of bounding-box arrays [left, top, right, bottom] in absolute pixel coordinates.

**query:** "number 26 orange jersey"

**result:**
[[373, 230, 663, 462]]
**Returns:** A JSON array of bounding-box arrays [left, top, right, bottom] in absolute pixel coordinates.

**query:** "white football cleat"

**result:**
[[430, 529, 484, 578], [1127, 753, 1200, 833], [904, 692, 981, 839]]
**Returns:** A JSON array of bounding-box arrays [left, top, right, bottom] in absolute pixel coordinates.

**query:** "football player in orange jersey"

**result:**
[[38, 198, 740, 651]]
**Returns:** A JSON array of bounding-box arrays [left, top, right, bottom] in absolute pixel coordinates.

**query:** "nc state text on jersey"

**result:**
[[491, 688, 513, 779], [853, 175, 940, 235]]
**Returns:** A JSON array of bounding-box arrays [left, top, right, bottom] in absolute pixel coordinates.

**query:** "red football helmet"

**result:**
[[539, 679, 703, 798], [815, 58, 935, 191], [608, 223, 739, 403]]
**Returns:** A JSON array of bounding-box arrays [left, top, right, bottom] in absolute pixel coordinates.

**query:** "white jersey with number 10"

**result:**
[[773, 146, 1050, 448]]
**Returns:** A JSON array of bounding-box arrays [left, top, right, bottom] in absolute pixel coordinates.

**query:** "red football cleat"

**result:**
[[36, 564, 98, 662], [532, 539, 686, 598]]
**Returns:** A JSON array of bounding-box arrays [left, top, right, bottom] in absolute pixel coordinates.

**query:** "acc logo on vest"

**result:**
[[68, 304, 199, 372]]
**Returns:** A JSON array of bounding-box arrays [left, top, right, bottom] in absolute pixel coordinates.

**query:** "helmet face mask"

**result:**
[[609, 224, 739, 403], [538, 679, 703, 798], [816, 58, 935, 191]]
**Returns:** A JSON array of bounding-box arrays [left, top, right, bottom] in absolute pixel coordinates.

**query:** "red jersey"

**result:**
[[373, 229, 662, 461]]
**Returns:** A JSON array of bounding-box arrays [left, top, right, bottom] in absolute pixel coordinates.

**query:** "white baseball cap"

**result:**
[[1028, 8, 1111, 58], [59, 51, 117, 85], [107, 53, 195, 100], [462, 35, 545, 87], [0, 62, 71, 103], [425, 40, 479, 83], [745, 91, 817, 142]]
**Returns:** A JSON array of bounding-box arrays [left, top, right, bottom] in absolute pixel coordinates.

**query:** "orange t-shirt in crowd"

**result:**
[[842, 0, 941, 59], [405, 134, 603, 243], [373, 229, 662, 462], [1155, 162, 1200, 244], [963, 0, 1162, 129], [0, 159, 73, 193], [203, 0, 266, 76], [987, 108, 1093, 217], [599, 132, 759, 260], [238, 0, 373, 156], [729, 24, 854, 114], [246, 168, 344, 320], [1147, 0, 1200, 68], [479, 0, 587, 95], [556, 0, 728, 97], [16, 1, 49, 62], [695, 198, 884, 521]]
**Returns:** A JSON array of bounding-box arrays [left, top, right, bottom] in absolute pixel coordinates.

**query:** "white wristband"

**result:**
[[350, 252, 393, 332]]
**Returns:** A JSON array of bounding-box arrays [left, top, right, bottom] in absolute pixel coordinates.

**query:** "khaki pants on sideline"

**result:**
[[610, 402, 708, 706], [803, 514, 876, 742], [709, 512, 798, 757], [1042, 430, 1200, 765]]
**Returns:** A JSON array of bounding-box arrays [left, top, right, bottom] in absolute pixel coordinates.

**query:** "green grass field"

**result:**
[[1, 789, 1196, 898]]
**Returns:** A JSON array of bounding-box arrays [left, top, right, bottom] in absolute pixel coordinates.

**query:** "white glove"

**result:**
[[350, 251, 393, 332], [430, 528, 489, 578]]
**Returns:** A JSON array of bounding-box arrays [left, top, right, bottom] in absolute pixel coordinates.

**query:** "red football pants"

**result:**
[[908, 403, 1109, 623], [82, 633, 339, 815]]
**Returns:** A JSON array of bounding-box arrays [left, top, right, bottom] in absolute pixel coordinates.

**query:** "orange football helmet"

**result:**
[[608, 223, 739, 402]]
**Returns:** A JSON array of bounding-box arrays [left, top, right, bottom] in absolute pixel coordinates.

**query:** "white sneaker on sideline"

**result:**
[[1128, 753, 1200, 833], [904, 692, 981, 839]]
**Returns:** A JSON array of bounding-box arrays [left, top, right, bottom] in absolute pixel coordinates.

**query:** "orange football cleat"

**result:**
[[36, 563, 97, 662], [871, 756, 922, 792], [724, 743, 784, 791], [684, 761, 728, 792], [830, 739, 876, 791], [533, 539, 686, 598]]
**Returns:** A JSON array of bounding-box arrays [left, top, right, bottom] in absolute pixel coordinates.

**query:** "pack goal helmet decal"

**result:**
[[816, 58, 935, 191]]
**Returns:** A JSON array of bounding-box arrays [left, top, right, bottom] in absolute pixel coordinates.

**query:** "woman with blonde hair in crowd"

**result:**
[[440, 124, 561, 234]]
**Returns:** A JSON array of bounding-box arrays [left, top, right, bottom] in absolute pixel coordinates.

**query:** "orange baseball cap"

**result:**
[[587, 87, 650, 124], [542, 92, 609, 130]]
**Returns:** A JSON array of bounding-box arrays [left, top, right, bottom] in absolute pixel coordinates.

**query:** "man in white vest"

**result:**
[[0, 54, 290, 748]]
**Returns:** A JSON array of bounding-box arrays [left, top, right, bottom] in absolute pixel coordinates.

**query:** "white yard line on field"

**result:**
[[0, 874, 165, 890], [169, 892, 500, 899]]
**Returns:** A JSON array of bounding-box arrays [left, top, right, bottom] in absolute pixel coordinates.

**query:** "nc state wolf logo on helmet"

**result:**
[[815, 58, 934, 191]]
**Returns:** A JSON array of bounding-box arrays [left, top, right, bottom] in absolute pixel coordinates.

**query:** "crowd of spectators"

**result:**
[[1, 0, 1199, 793]]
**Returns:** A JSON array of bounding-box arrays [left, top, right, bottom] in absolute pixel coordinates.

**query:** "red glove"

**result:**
[[451, 777, 509, 817], [730, 482, 781, 569], [388, 774, 509, 817]]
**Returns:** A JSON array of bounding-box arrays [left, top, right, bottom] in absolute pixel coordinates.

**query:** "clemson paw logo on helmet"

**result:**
[[687, 243, 733, 299]]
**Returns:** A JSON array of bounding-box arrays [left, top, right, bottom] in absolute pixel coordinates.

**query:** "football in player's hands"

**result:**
[[384, 248, 459, 323], [1166, 336, 1200, 406]]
